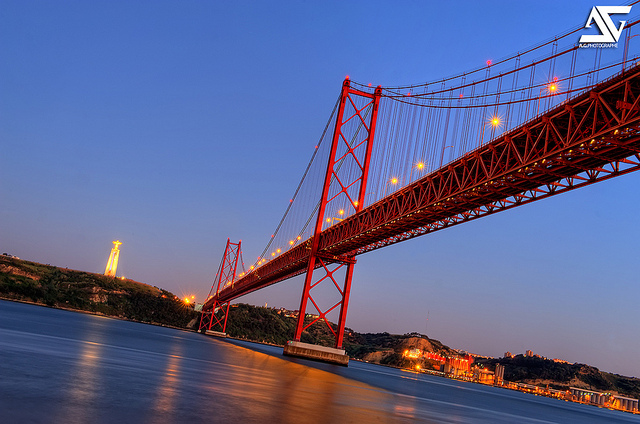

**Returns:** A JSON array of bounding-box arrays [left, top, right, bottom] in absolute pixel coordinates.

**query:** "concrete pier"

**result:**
[[283, 341, 349, 366], [205, 330, 228, 338]]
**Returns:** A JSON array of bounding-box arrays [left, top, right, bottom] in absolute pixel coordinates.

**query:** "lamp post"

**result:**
[[324, 216, 344, 227], [623, 33, 640, 71], [536, 78, 558, 116], [409, 161, 426, 183], [480, 115, 503, 147], [439, 146, 454, 168], [383, 177, 400, 197]]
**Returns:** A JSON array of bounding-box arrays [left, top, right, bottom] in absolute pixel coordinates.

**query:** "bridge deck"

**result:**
[[205, 65, 640, 309]]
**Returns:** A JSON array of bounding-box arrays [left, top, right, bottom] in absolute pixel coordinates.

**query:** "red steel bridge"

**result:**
[[200, 15, 640, 359]]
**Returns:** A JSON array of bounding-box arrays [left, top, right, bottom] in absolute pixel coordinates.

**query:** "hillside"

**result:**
[[204, 303, 457, 364], [0, 256, 198, 328], [476, 355, 640, 399]]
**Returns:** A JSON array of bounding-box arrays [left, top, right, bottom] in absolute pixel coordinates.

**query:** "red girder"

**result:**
[[204, 66, 640, 317]]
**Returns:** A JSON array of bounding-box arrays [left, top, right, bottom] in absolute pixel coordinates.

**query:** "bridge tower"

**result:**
[[199, 238, 242, 336], [284, 78, 381, 365], [104, 240, 122, 277]]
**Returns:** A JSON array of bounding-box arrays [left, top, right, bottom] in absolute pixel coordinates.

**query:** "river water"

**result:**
[[0, 300, 638, 424]]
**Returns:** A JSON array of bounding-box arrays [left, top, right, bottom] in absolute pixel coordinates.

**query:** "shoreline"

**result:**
[[0, 296, 197, 334]]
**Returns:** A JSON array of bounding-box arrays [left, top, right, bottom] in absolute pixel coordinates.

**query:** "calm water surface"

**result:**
[[1, 300, 638, 423]]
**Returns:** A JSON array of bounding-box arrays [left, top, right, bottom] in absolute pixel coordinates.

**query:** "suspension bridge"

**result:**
[[199, 14, 640, 364]]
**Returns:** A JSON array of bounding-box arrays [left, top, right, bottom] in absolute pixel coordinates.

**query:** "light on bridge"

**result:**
[[491, 116, 501, 127], [546, 77, 560, 95], [391, 177, 399, 184]]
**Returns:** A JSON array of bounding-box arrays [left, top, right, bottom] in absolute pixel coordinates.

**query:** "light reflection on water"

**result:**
[[149, 350, 182, 422], [197, 343, 399, 423], [1, 300, 638, 424], [56, 340, 103, 424]]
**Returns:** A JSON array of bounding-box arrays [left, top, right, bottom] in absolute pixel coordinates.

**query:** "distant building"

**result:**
[[504, 351, 514, 358], [611, 395, 639, 412], [570, 387, 639, 412], [473, 367, 495, 384], [443, 356, 472, 376], [403, 349, 422, 359], [525, 350, 533, 357], [495, 364, 505, 385]]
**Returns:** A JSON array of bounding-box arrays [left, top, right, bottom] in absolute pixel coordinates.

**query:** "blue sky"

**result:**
[[2, 1, 639, 377]]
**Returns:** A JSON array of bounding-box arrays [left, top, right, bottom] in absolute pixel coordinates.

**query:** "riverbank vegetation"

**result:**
[[0, 256, 198, 327]]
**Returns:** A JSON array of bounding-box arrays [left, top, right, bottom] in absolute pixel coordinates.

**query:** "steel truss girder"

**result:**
[[318, 66, 640, 257], [205, 66, 640, 312]]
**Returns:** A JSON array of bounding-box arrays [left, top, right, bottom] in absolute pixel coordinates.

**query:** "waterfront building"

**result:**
[[495, 364, 505, 385], [611, 395, 639, 412]]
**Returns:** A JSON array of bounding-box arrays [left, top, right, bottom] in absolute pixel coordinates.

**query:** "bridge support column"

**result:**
[[286, 79, 381, 364], [199, 239, 242, 336]]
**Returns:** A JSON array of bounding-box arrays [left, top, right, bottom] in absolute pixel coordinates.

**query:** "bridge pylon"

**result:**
[[284, 78, 382, 365], [199, 238, 242, 336]]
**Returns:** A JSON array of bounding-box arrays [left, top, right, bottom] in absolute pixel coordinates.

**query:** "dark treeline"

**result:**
[[0, 256, 198, 328]]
